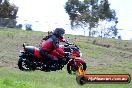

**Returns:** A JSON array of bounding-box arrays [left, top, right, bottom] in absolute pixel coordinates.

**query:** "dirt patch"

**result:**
[[0, 60, 17, 68]]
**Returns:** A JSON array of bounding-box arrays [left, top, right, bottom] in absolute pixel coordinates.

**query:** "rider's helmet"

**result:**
[[53, 28, 65, 39]]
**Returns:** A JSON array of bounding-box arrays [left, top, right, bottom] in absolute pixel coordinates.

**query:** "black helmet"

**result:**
[[53, 28, 65, 38]]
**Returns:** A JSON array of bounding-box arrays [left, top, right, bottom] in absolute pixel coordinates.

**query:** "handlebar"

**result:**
[[65, 42, 73, 45], [64, 42, 80, 50]]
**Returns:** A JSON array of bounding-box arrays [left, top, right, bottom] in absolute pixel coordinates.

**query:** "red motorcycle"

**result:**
[[18, 42, 87, 74]]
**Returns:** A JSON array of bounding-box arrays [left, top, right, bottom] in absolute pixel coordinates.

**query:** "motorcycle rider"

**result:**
[[40, 28, 68, 63]]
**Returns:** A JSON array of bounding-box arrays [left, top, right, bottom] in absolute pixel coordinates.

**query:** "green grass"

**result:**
[[0, 67, 131, 88], [0, 28, 132, 88]]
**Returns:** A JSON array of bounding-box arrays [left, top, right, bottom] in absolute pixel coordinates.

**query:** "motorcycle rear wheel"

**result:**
[[18, 57, 36, 71]]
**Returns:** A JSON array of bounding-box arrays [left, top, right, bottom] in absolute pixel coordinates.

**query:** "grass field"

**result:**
[[0, 28, 132, 88]]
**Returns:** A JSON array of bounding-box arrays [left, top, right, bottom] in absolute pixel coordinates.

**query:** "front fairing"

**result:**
[[67, 57, 86, 66]]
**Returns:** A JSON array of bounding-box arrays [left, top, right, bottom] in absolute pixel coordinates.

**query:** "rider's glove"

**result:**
[[65, 52, 70, 57], [66, 55, 72, 61], [65, 52, 72, 61], [62, 39, 68, 43]]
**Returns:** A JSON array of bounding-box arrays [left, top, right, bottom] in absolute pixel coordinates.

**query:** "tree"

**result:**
[[0, 0, 18, 28], [65, 0, 118, 38], [0, 0, 2, 4], [16, 24, 22, 29], [25, 24, 32, 31]]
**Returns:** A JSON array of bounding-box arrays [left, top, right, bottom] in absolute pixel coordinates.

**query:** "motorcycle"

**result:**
[[18, 42, 87, 74]]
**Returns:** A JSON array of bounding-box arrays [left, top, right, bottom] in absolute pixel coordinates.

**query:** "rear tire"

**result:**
[[18, 57, 36, 71], [18, 58, 26, 70]]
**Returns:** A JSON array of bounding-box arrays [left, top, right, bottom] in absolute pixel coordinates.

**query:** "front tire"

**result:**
[[67, 63, 87, 74]]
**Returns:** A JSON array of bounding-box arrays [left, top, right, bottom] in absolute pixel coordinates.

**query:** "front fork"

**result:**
[[73, 59, 78, 71]]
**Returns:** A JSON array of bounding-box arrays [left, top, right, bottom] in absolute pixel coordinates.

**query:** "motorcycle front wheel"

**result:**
[[67, 63, 87, 74]]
